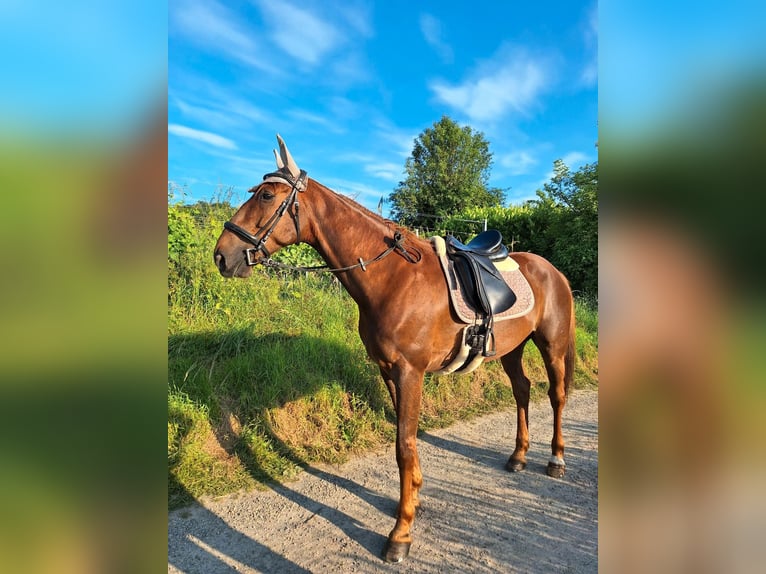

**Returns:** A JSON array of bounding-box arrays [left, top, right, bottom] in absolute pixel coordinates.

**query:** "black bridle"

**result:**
[[222, 169, 422, 273], [223, 169, 307, 266]]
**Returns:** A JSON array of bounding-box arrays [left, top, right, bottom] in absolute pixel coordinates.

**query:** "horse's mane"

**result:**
[[310, 178, 428, 247]]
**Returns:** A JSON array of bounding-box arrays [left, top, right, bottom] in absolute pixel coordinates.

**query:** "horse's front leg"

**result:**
[[379, 366, 423, 508], [382, 362, 423, 563]]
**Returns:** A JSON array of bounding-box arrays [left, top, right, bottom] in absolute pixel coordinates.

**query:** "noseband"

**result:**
[[223, 169, 307, 266]]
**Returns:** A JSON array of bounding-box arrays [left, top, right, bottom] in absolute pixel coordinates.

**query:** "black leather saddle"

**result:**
[[446, 229, 508, 261], [445, 231, 517, 356]]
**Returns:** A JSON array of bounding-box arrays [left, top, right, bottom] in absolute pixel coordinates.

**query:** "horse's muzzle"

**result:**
[[213, 249, 252, 278]]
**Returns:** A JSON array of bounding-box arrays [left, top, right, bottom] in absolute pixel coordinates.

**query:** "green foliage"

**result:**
[[440, 161, 598, 297], [168, 206, 197, 263], [167, 194, 239, 313], [385, 118, 597, 297], [389, 116, 504, 227], [535, 160, 598, 296], [272, 243, 324, 269]]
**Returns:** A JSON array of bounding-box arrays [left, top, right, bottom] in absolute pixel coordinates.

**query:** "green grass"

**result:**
[[574, 296, 599, 384], [167, 200, 598, 508]]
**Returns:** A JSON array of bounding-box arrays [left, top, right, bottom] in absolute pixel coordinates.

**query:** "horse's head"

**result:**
[[214, 135, 307, 278]]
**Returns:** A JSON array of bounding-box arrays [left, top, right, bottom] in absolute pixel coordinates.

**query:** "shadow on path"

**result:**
[[168, 477, 311, 574]]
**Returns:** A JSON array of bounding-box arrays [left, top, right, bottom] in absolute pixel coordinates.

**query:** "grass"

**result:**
[[167, 200, 598, 508]]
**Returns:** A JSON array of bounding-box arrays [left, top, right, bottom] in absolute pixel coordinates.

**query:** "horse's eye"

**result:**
[[261, 191, 275, 201]]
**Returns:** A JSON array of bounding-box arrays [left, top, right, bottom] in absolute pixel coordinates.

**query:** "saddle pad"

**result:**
[[431, 237, 535, 324]]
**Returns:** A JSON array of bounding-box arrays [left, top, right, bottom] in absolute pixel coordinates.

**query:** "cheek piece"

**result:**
[[223, 169, 307, 265]]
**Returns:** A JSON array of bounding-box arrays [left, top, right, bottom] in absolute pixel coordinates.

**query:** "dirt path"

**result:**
[[168, 389, 598, 573]]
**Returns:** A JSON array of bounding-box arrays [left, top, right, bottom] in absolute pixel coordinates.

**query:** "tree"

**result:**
[[388, 116, 504, 227], [539, 159, 597, 217], [533, 160, 598, 296]]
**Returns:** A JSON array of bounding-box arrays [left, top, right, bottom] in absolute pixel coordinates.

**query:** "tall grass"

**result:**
[[168, 197, 598, 507]]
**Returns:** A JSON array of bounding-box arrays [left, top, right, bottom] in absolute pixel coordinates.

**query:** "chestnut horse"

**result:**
[[214, 136, 576, 563]]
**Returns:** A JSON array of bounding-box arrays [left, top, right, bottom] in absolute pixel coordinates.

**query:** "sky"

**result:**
[[0, 1, 165, 136], [168, 0, 598, 213], [599, 0, 766, 137]]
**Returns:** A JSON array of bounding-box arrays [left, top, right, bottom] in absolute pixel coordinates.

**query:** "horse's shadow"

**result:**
[[417, 429, 560, 477], [168, 330, 394, 568], [168, 472, 313, 574]]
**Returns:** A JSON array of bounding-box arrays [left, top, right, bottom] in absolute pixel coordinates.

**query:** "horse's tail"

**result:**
[[564, 293, 576, 397]]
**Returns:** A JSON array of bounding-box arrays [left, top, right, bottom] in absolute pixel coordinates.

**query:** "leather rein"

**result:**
[[223, 171, 421, 273]]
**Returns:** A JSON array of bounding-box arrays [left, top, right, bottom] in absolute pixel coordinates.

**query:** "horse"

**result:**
[[213, 136, 576, 563]]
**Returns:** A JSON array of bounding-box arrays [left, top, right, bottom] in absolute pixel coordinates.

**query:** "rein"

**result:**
[[262, 230, 421, 274], [222, 170, 422, 273]]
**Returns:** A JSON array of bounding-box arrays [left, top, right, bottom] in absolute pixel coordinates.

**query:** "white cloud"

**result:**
[[226, 98, 268, 124], [168, 123, 237, 150], [171, 97, 241, 130], [537, 152, 591, 184], [323, 177, 387, 207], [581, 61, 598, 86], [286, 109, 347, 134], [371, 119, 418, 158], [328, 51, 373, 85], [499, 150, 538, 176], [429, 44, 552, 122], [328, 96, 361, 121], [219, 155, 275, 182], [337, 2, 374, 38], [561, 151, 590, 169], [170, 0, 277, 74], [580, 4, 598, 86], [364, 161, 403, 182], [420, 13, 453, 63], [169, 78, 271, 133], [256, 1, 339, 65], [335, 152, 403, 183], [583, 4, 597, 48]]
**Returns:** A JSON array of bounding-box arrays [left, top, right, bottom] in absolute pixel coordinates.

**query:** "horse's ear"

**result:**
[[273, 148, 285, 170], [276, 134, 301, 179]]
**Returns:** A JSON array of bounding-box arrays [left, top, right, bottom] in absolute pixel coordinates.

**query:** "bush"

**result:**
[[439, 161, 597, 297]]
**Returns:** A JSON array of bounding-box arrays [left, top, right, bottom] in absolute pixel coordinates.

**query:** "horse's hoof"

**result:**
[[505, 459, 527, 472], [546, 462, 566, 478], [382, 540, 411, 563]]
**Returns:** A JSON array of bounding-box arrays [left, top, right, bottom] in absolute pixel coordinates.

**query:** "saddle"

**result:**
[[446, 230, 508, 262], [445, 230, 517, 357]]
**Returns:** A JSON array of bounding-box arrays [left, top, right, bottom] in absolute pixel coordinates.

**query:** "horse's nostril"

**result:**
[[214, 252, 225, 272]]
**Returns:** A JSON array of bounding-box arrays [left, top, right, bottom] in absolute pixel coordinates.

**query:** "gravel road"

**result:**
[[168, 389, 598, 573]]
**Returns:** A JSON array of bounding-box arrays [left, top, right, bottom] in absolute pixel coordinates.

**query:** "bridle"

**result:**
[[223, 169, 307, 266], [222, 170, 422, 273]]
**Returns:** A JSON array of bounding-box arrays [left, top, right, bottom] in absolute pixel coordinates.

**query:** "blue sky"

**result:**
[[599, 0, 766, 137], [169, 0, 597, 212]]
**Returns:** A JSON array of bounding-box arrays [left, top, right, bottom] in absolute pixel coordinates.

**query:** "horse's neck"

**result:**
[[305, 182, 402, 306]]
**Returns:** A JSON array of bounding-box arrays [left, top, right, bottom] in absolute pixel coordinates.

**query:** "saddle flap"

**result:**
[[430, 235, 535, 326], [451, 251, 517, 316]]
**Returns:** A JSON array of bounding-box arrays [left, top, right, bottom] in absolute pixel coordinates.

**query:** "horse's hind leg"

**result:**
[[501, 341, 532, 472], [532, 326, 573, 479]]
